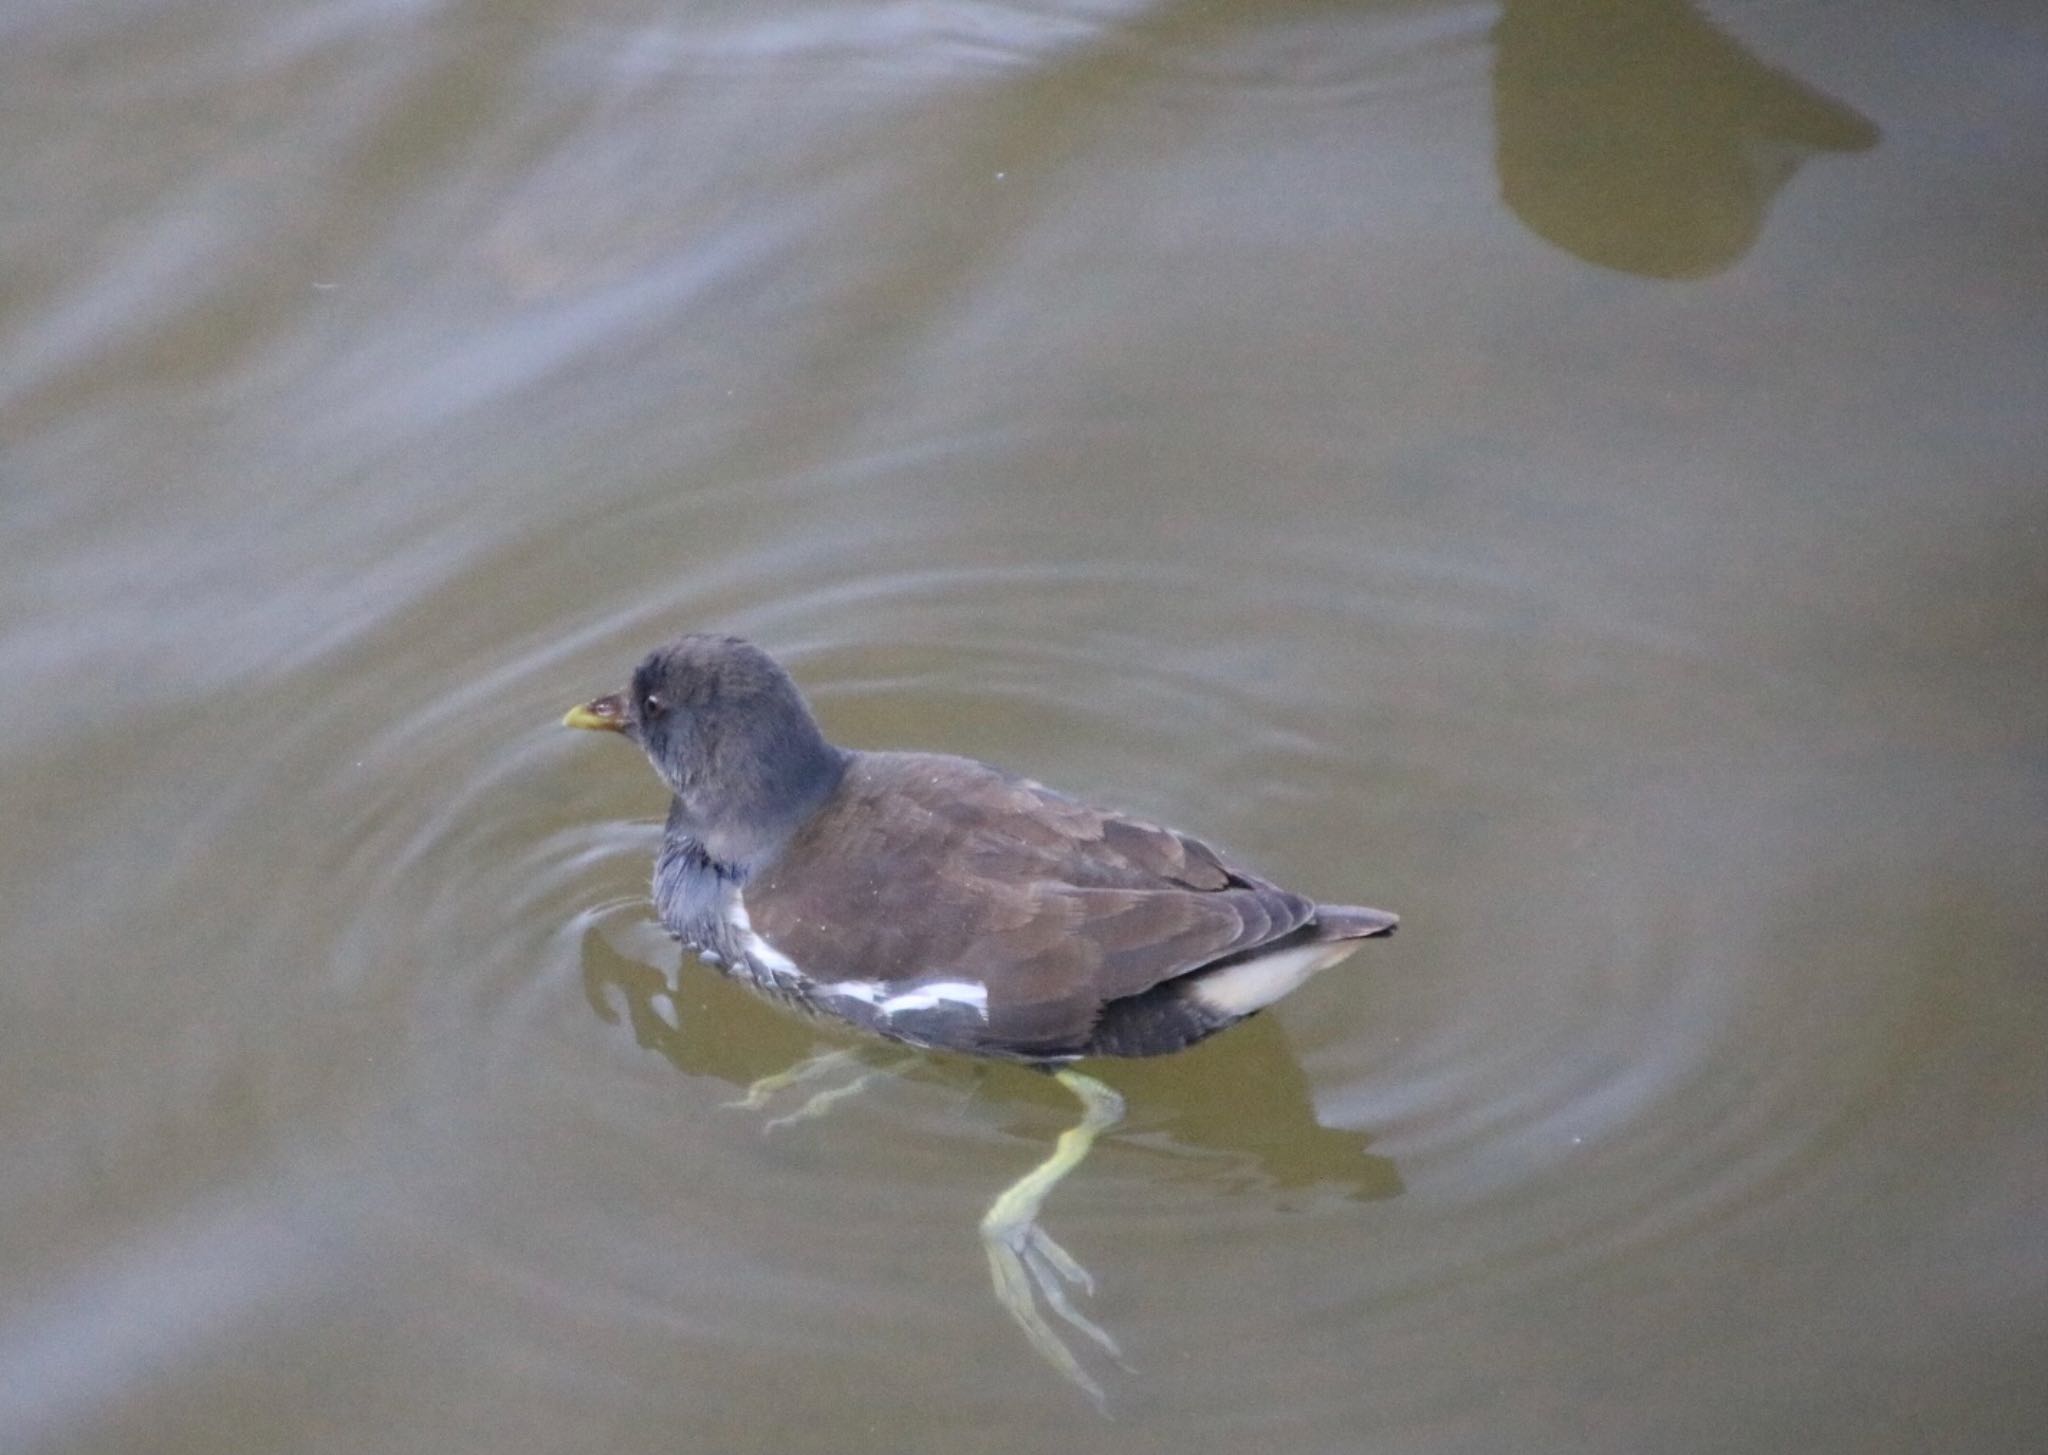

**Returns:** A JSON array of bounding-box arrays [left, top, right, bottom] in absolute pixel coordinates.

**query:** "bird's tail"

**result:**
[[1313, 904, 1399, 941]]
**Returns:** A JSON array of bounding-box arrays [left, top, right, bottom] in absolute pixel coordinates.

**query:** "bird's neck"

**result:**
[[652, 742, 841, 928], [677, 742, 848, 872]]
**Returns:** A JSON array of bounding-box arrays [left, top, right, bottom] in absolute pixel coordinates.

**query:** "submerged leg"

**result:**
[[725, 1046, 867, 1111], [980, 1068, 1129, 1407], [725, 1046, 910, 1129], [762, 1068, 888, 1131]]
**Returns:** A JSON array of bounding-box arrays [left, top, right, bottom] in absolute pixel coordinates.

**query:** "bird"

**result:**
[[563, 633, 1398, 1401]]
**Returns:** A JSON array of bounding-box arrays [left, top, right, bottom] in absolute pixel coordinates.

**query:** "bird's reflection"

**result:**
[[1494, 0, 1878, 277], [580, 925, 1402, 1205]]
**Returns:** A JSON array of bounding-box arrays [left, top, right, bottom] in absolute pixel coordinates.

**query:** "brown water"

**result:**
[[5, 0, 2046, 1450]]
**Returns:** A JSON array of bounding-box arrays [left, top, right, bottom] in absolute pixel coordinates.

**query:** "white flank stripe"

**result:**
[[726, 893, 799, 977], [825, 978, 990, 1019], [723, 894, 987, 1020]]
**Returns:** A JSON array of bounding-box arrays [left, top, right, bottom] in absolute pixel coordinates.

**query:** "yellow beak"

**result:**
[[562, 693, 630, 733]]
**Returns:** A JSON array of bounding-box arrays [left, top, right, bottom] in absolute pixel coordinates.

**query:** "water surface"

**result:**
[[4, 1, 2046, 1451]]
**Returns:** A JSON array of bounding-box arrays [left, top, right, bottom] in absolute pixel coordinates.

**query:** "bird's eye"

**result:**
[[641, 692, 665, 718]]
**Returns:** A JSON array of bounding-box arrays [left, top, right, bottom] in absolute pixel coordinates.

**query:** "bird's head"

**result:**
[[565, 634, 844, 868]]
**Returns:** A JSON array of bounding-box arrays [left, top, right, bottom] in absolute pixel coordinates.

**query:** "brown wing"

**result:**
[[742, 752, 1315, 1056]]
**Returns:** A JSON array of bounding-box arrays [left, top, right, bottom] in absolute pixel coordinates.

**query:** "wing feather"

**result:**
[[744, 752, 1315, 1055]]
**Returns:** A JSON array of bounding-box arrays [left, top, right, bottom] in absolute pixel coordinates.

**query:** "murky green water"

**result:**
[[5, 0, 2045, 1450]]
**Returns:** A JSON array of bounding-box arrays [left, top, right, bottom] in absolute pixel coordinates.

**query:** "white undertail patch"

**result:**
[[1186, 941, 1363, 1017]]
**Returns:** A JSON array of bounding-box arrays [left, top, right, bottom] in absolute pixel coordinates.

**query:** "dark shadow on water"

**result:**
[[876, 0, 1879, 288], [1086, 1017, 1405, 1204], [827, 0, 1880, 294], [1493, 0, 1879, 278], [581, 928, 1402, 1204]]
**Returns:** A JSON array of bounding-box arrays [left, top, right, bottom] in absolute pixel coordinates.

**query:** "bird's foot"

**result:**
[[978, 1069, 1130, 1409]]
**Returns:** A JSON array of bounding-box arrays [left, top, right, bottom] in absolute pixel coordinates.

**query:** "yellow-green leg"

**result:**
[[724, 1046, 909, 1130], [979, 1068, 1128, 1407], [724, 1046, 866, 1110]]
